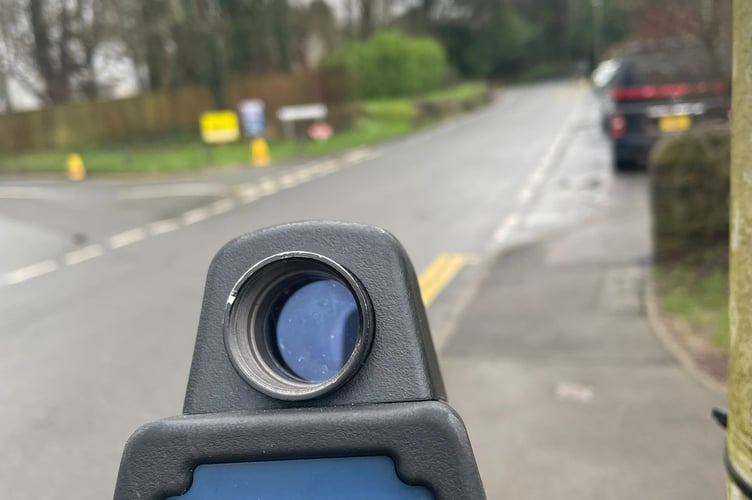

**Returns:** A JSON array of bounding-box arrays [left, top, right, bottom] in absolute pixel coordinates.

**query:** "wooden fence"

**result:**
[[0, 71, 337, 153]]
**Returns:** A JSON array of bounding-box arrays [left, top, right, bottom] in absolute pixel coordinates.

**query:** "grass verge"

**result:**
[[655, 258, 729, 352], [0, 82, 488, 175]]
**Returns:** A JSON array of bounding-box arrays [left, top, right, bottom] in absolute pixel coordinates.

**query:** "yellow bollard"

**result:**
[[66, 153, 86, 181], [250, 137, 271, 167]]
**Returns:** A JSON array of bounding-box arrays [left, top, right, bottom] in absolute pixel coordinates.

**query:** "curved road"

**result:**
[[0, 81, 723, 499]]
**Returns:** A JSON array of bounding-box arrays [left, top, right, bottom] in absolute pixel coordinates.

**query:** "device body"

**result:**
[[114, 222, 485, 499]]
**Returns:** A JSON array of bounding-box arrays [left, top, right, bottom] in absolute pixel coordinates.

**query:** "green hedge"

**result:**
[[649, 125, 730, 264], [333, 32, 448, 99], [360, 82, 490, 128]]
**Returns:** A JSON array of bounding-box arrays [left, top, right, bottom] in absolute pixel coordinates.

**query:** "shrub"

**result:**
[[361, 99, 417, 123], [332, 32, 448, 99], [649, 124, 730, 264]]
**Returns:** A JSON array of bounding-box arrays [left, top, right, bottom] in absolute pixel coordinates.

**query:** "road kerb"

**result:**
[[644, 276, 727, 395]]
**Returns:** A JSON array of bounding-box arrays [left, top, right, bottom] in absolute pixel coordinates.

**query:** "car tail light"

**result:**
[[611, 87, 647, 101], [611, 81, 727, 102], [711, 81, 727, 94], [611, 113, 626, 138], [611, 84, 689, 102]]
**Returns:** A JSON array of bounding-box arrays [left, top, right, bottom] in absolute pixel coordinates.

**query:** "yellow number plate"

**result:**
[[659, 114, 691, 132]]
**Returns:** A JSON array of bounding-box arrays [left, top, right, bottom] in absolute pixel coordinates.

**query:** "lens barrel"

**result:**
[[224, 252, 374, 400]]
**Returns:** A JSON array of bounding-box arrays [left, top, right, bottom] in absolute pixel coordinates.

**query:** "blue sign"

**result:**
[[239, 99, 265, 137]]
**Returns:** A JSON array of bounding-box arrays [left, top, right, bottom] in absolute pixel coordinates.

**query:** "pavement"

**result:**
[[441, 178, 726, 499], [0, 80, 726, 498]]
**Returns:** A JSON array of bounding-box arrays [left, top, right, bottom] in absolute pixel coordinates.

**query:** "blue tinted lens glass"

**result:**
[[274, 279, 360, 383]]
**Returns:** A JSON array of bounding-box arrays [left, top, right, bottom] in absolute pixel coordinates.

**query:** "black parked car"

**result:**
[[603, 38, 730, 171], [591, 58, 622, 132]]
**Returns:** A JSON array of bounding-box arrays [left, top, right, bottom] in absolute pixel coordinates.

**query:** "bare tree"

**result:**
[[359, 0, 374, 38], [0, 0, 46, 104], [633, 0, 732, 78], [0, 0, 125, 103]]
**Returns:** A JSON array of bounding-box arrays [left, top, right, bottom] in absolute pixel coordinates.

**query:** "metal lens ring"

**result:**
[[224, 251, 374, 400]]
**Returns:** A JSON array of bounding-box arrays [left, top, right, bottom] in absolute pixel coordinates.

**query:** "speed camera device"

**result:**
[[114, 221, 485, 499]]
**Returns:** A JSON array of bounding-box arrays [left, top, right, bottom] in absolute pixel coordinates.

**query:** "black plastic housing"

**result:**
[[114, 221, 485, 500]]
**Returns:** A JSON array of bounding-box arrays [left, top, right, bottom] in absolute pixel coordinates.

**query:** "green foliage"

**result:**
[[436, 6, 534, 78], [652, 124, 731, 355], [361, 82, 489, 127], [658, 264, 729, 351], [430, 0, 636, 78], [0, 83, 490, 173], [422, 82, 489, 101], [334, 32, 448, 99], [649, 125, 730, 264], [361, 100, 417, 123], [514, 63, 568, 82]]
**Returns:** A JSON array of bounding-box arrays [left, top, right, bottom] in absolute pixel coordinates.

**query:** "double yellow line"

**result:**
[[418, 253, 472, 307]]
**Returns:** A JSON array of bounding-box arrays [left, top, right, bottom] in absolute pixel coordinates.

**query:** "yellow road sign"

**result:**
[[200, 111, 240, 144]]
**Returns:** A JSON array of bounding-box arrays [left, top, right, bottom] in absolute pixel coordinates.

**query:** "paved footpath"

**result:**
[[440, 173, 727, 499]]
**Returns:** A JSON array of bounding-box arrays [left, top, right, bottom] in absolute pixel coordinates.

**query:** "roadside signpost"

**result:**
[[238, 100, 271, 167], [200, 111, 240, 144], [199, 111, 240, 165], [239, 100, 265, 138], [308, 122, 333, 141], [277, 103, 328, 142]]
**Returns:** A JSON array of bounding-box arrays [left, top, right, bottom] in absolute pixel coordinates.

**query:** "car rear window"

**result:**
[[620, 47, 713, 86]]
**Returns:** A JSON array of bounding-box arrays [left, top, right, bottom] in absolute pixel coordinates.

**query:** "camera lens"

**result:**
[[273, 279, 360, 383], [224, 252, 374, 400]]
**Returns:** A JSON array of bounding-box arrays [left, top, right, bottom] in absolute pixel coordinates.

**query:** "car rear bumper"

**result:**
[[613, 134, 654, 166]]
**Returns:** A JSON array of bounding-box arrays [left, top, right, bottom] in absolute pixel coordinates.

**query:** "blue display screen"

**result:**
[[167, 456, 434, 499]]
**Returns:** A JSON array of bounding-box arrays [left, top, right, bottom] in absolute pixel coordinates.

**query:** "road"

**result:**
[[0, 80, 724, 499]]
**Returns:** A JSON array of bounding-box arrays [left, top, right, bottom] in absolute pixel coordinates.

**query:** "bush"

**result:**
[[515, 63, 569, 82], [649, 124, 730, 264], [360, 82, 490, 129], [361, 99, 417, 123], [333, 32, 448, 99]]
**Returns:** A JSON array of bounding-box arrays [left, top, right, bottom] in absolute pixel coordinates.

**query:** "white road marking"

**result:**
[[237, 193, 258, 205], [493, 213, 520, 243], [0, 187, 73, 200], [343, 148, 372, 164], [318, 161, 339, 174], [4, 260, 59, 285], [300, 164, 322, 176], [514, 113, 575, 209], [257, 177, 278, 195], [235, 184, 259, 203], [294, 169, 312, 182], [148, 219, 181, 236], [555, 381, 594, 403], [63, 245, 104, 266], [210, 198, 236, 215], [517, 185, 534, 205], [492, 97, 583, 245], [117, 183, 227, 200], [530, 167, 546, 186], [279, 174, 299, 188], [0, 144, 416, 287], [300, 167, 319, 179], [108, 227, 147, 249], [182, 208, 210, 225], [308, 163, 330, 176], [361, 150, 383, 162]]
